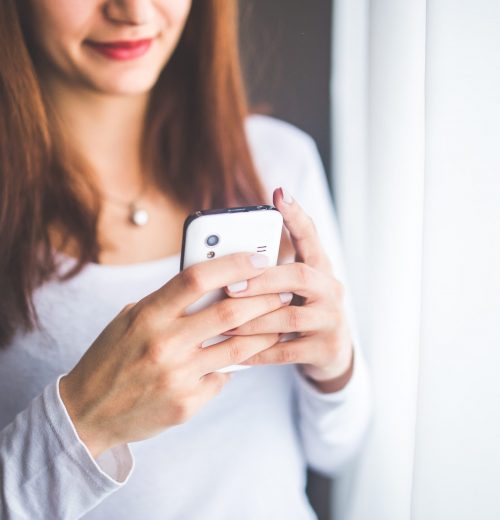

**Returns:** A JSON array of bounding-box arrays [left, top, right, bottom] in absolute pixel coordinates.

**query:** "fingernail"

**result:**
[[227, 280, 248, 293], [250, 254, 269, 268], [280, 187, 293, 204], [279, 292, 294, 303]]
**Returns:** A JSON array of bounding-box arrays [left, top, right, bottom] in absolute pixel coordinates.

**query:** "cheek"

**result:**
[[158, 0, 193, 28], [30, 0, 96, 50]]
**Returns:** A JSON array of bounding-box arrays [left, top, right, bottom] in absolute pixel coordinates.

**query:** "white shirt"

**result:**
[[0, 115, 371, 519]]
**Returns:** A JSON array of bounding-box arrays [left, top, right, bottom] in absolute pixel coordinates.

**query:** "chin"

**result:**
[[85, 70, 162, 97]]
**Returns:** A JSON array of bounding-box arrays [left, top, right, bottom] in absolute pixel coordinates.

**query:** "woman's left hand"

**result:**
[[223, 187, 354, 392]]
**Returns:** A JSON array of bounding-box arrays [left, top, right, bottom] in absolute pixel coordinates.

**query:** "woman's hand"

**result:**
[[59, 252, 292, 458], [223, 187, 355, 393]]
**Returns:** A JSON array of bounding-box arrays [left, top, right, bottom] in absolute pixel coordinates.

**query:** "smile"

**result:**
[[85, 38, 153, 61]]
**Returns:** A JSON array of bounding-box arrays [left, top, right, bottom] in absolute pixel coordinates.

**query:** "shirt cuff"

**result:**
[[292, 352, 362, 405], [44, 374, 135, 488]]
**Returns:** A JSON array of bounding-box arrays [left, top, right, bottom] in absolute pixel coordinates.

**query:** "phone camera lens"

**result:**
[[206, 234, 219, 247]]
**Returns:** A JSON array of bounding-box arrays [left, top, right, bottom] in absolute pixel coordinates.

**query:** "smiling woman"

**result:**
[[0, 1, 371, 518], [25, 0, 191, 93]]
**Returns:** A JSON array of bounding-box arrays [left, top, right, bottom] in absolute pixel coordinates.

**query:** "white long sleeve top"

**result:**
[[0, 115, 372, 520]]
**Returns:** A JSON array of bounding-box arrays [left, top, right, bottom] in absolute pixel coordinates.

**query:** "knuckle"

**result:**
[[145, 339, 165, 365], [248, 350, 264, 365], [117, 302, 138, 330], [227, 340, 243, 364], [277, 347, 298, 364], [286, 306, 303, 331], [157, 368, 184, 392], [241, 318, 257, 334], [181, 266, 206, 295], [126, 304, 141, 326], [305, 252, 322, 268], [157, 371, 174, 391], [129, 302, 157, 331], [171, 398, 192, 423], [120, 302, 136, 317], [215, 300, 240, 325], [296, 262, 312, 286]]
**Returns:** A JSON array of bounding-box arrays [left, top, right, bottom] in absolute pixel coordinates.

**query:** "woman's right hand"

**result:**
[[59, 253, 289, 458]]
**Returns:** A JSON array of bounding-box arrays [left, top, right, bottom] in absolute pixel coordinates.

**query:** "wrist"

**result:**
[[59, 375, 111, 459], [300, 347, 355, 393]]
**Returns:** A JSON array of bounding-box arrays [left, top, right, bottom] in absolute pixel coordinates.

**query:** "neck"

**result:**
[[45, 78, 151, 198]]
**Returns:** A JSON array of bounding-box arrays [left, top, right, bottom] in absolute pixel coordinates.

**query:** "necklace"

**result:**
[[100, 181, 150, 227]]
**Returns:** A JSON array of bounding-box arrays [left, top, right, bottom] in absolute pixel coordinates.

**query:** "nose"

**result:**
[[104, 0, 155, 25]]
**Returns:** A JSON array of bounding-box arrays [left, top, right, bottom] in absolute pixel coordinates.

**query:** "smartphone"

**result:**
[[180, 204, 283, 373]]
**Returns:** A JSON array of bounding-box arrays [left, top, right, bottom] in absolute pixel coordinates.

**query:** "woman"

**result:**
[[0, 1, 371, 518]]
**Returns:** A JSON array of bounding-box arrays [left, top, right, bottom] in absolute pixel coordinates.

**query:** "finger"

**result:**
[[194, 372, 233, 404], [179, 292, 293, 346], [135, 252, 270, 318], [273, 187, 332, 274], [240, 336, 325, 367], [224, 262, 336, 302], [223, 304, 333, 336], [196, 333, 280, 374]]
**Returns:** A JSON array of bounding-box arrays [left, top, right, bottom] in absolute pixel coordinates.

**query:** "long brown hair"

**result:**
[[0, 0, 270, 348]]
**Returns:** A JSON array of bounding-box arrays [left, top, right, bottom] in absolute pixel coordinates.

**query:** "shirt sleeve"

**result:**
[[286, 133, 373, 478], [0, 374, 134, 519]]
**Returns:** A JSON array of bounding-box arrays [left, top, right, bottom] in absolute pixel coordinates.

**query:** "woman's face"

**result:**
[[28, 0, 192, 95]]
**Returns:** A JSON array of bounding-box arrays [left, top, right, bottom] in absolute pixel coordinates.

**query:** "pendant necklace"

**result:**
[[101, 181, 150, 227]]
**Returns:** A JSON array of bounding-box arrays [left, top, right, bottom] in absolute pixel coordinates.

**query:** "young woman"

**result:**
[[0, 1, 371, 518]]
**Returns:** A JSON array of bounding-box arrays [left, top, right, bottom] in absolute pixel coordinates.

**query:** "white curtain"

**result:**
[[331, 1, 500, 519]]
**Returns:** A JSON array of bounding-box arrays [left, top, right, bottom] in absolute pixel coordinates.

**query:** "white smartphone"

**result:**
[[180, 204, 283, 373]]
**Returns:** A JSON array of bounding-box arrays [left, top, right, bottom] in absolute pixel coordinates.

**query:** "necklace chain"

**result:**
[[99, 179, 150, 226], [100, 180, 148, 207]]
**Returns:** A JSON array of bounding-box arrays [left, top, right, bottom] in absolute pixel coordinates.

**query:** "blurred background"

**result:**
[[239, 0, 332, 181], [239, 1, 500, 519]]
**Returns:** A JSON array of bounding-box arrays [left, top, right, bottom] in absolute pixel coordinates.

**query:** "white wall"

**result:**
[[331, 1, 500, 519], [412, 1, 500, 518]]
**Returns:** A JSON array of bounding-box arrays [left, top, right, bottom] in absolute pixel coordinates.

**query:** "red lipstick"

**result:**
[[85, 38, 153, 61]]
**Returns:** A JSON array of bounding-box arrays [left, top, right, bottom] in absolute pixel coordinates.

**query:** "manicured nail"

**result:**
[[227, 280, 248, 293], [280, 187, 293, 204], [250, 254, 269, 268], [279, 292, 294, 303]]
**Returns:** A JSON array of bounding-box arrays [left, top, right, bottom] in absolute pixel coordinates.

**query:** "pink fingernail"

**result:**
[[280, 292, 293, 303], [227, 280, 248, 293]]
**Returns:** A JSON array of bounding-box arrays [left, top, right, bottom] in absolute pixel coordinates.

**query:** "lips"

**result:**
[[85, 38, 153, 61]]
